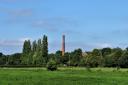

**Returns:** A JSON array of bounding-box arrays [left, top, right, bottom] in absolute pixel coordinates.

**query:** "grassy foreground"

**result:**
[[0, 67, 128, 85]]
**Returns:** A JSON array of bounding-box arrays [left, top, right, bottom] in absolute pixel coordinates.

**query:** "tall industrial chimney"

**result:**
[[62, 35, 65, 56]]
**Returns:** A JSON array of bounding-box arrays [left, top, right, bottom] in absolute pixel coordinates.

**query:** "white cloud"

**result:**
[[0, 40, 22, 46], [0, 38, 31, 47], [0, 38, 32, 54], [94, 43, 113, 48]]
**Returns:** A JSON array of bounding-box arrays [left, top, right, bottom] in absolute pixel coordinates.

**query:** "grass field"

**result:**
[[0, 67, 128, 85]]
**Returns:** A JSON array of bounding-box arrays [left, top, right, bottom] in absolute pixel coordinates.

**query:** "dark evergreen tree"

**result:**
[[42, 35, 48, 64], [32, 40, 37, 52]]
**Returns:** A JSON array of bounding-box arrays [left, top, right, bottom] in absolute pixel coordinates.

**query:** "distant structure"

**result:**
[[62, 35, 65, 56]]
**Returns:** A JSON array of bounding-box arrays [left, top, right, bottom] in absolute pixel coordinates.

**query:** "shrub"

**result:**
[[47, 60, 57, 71]]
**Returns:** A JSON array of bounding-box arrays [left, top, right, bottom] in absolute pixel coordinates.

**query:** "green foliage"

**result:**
[[8, 53, 21, 65], [71, 48, 82, 66], [0, 53, 3, 57], [119, 50, 128, 68], [23, 40, 31, 54], [21, 40, 32, 65], [42, 35, 48, 64], [20, 35, 49, 66], [92, 49, 101, 56], [32, 40, 37, 53], [1, 35, 128, 68], [60, 52, 70, 65], [85, 53, 103, 67], [32, 39, 43, 65], [101, 47, 112, 57], [54, 50, 62, 64], [47, 59, 57, 71], [104, 48, 123, 67], [0, 53, 6, 65], [78, 57, 86, 66]]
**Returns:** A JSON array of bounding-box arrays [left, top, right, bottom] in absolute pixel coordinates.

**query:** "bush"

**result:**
[[47, 60, 57, 71]]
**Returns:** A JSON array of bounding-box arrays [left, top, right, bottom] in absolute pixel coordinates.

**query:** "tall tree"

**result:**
[[31, 40, 37, 65], [34, 39, 43, 65], [42, 35, 48, 64], [23, 40, 31, 54], [22, 40, 32, 65], [32, 40, 37, 53]]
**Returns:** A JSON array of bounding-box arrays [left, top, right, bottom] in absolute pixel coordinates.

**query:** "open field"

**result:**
[[0, 67, 128, 85]]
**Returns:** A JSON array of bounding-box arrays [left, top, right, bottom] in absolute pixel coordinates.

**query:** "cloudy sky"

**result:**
[[0, 0, 128, 54]]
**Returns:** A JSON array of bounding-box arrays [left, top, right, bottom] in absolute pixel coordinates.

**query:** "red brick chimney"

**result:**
[[62, 35, 65, 56]]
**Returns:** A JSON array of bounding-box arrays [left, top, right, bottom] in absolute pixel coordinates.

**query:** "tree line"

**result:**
[[21, 35, 48, 66], [0, 35, 128, 68]]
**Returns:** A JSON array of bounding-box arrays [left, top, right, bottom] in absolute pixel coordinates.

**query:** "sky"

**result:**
[[0, 0, 128, 54]]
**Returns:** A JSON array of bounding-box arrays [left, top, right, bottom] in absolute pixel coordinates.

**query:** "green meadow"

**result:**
[[0, 67, 128, 85]]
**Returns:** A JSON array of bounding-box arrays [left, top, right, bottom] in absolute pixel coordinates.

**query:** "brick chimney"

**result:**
[[62, 35, 65, 56]]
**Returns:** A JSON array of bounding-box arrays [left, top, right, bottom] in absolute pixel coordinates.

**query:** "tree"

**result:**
[[92, 49, 101, 56], [8, 53, 21, 65], [85, 54, 103, 67], [0, 53, 3, 57], [0, 53, 6, 65], [60, 52, 70, 65], [32, 40, 37, 53], [104, 48, 123, 67], [79, 57, 86, 67], [54, 50, 62, 64], [92, 49, 104, 67], [21, 40, 32, 65], [112, 48, 123, 67], [119, 50, 128, 68], [101, 48, 112, 57], [48, 53, 56, 61], [23, 40, 31, 54], [31, 40, 37, 65], [71, 48, 82, 66], [42, 35, 48, 64], [33, 39, 43, 65], [32, 35, 48, 66], [47, 59, 57, 71]]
